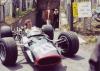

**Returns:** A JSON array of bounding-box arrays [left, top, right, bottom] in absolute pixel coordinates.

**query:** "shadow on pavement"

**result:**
[[62, 54, 85, 61], [6, 59, 67, 71], [33, 63, 67, 71], [68, 55, 85, 60], [6, 63, 23, 71]]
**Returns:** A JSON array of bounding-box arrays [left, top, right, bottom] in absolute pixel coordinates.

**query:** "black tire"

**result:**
[[0, 26, 13, 38], [58, 32, 79, 56], [42, 24, 54, 40], [95, 18, 100, 22], [94, 13, 100, 22], [0, 37, 18, 66]]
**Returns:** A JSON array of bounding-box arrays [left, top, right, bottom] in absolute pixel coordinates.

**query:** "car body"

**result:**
[[20, 27, 61, 66], [0, 25, 79, 67]]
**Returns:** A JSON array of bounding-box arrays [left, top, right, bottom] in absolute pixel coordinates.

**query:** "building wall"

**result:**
[[0, 6, 5, 22], [19, 0, 22, 10], [5, 0, 12, 16], [97, 0, 100, 5], [4, 0, 34, 17], [26, 0, 33, 10]]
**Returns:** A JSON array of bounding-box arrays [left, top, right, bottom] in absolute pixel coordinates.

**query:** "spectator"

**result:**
[[89, 39, 100, 71]]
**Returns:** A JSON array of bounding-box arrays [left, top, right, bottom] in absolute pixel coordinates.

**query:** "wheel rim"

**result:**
[[59, 35, 69, 53], [0, 43, 6, 62]]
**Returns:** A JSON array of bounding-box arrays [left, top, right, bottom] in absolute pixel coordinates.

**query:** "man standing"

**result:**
[[35, 0, 60, 28], [89, 39, 100, 71]]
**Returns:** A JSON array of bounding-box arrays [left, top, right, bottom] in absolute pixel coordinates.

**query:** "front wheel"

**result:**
[[42, 24, 54, 40], [94, 13, 100, 22], [0, 26, 13, 38], [58, 32, 79, 57], [0, 37, 18, 66]]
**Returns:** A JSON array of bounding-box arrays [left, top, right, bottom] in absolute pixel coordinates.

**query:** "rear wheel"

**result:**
[[0, 26, 13, 38], [58, 32, 79, 57], [42, 24, 54, 40], [0, 37, 18, 66]]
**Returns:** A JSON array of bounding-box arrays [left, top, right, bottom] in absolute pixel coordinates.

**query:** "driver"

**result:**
[[24, 19, 33, 34], [22, 19, 42, 45], [24, 19, 42, 36]]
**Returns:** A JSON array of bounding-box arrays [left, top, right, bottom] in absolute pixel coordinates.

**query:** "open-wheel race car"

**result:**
[[0, 25, 79, 67]]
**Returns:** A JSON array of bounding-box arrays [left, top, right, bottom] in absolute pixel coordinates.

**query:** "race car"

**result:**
[[0, 25, 79, 67]]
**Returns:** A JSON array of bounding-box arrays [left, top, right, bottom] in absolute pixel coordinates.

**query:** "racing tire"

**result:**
[[58, 32, 79, 57], [42, 24, 54, 40], [94, 13, 100, 22], [0, 37, 18, 66], [95, 18, 100, 22], [0, 26, 13, 38]]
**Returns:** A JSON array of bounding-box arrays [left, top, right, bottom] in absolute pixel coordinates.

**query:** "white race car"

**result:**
[[0, 25, 79, 67]]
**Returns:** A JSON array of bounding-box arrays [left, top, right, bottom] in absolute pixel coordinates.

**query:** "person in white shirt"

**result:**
[[24, 19, 42, 36], [24, 19, 33, 34]]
